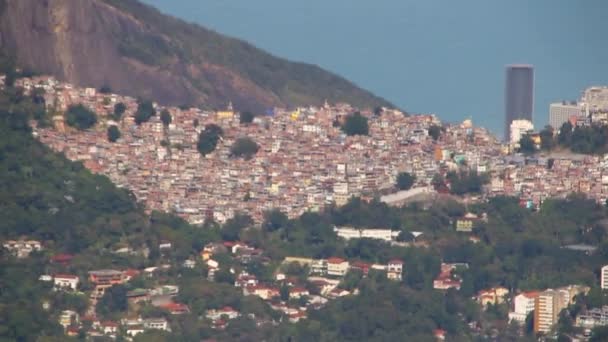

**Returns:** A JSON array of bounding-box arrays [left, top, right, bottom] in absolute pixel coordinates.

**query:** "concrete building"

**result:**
[[510, 119, 534, 146], [387, 259, 404, 281], [601, 265, 608, 290], [54, 274, 79, 291], [333, 226, 399, 242], [576, 306, 608, 330], [534, 289, 565, 334], [326, 257, 349, 277], [509, 291, 538, 323], [549, 102, 580, 131], [582, 86, 608, 115], [505, 65, 534, 141], [533, 286, 588, 334], [59, 310, 79, 328]]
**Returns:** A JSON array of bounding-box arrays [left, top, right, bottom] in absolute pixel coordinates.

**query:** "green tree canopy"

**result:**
[[160, 109, 172, 126], [240, 111, 255, 124], [97, 285, 128, 319], [540, 126, 555, 151], [262, 209, 289, 232], [107, 125, 121, 142], [446, 170, 488, 195], [134, 100, 156, 124], [99, 85, 112, 94], [230, 137, 259, 159], [65, 104, 97, 130], [113, 102, 126, 120], [396, 172, 416, 190], [428, 124, 442, 141], [221, 213, 254, 241], [197, 124, 223, 156], [518, 134, 536, 155], [341, 112, 369, 136]]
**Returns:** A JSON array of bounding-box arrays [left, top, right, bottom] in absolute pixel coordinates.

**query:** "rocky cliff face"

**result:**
[[0, 0, 392, 112]]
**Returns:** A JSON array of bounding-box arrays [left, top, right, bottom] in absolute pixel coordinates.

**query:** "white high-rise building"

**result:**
[[510, 119, 534, 145], [549, 102, 580, 131], [509, 292, 539, 322], [601, 265, 608, 290]]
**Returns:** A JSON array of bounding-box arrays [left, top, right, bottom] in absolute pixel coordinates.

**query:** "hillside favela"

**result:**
[[2, 1, 608, 342]]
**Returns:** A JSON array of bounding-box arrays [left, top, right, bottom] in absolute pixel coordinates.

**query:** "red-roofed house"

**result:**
[[161, 302, 190, 315], [434, 329, 446, 340], [123, 269, 140, 281], [350, 261, 371, 276], [101, 321, 118, 335], [327, 257, 349, 277], [289, 287, 310, 299], [51, 253, 74, 265]]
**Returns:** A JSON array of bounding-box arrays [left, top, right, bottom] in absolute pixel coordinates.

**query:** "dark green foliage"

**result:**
[[341, 112, 369, 136], [134, 100, 156, 124], [557, 122, 608, 154], [0, 52, 17, 86], [0, 257, 64, 340], [540, 126, 555, 151], [446, 170, 488, 195], [331, 197, 400, 229], [66, 104, 97, 130], [280, 284, 290, 301], [221, 213, 253, 241], [570, 125, 608, 154], [239, 111, 255, 124], [558, 121, 573, 146], [396, 172, 416, 190], [97, 285, 128, 319], [518, 134, 536, 154], [590, 326, 608, 342], [107, 125, 121, 142], [99, 85, 112, 94], [160, 109, 172, 126], [197, 124, 223, 155], [428, 124, 442, 141], [230, 137, 259, 159], [286, 282, 466, 341], [262, 209, 289, 232], [113, 102, 126, 120]]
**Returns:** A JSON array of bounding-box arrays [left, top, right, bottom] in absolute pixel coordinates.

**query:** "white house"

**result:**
[[327, 257, 349, 277], [508, 291, 539, 322], [206, 307, 240, 321], [59, 310, 79, 328], [333, 226, 399, 242], [54, 274, 80, 291], [144, 318, 170, 331], [387, 260, 404, 281]]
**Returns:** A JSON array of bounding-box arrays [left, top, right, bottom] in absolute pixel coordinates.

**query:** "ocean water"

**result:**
[[142, 0, 608, 135]]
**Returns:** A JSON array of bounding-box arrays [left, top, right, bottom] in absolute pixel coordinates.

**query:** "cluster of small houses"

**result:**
[[14, 75, 519, 226], [4, 230, 608, 339]]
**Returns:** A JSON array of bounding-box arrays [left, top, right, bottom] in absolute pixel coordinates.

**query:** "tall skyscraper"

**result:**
[[505, 65, 534, 141]]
